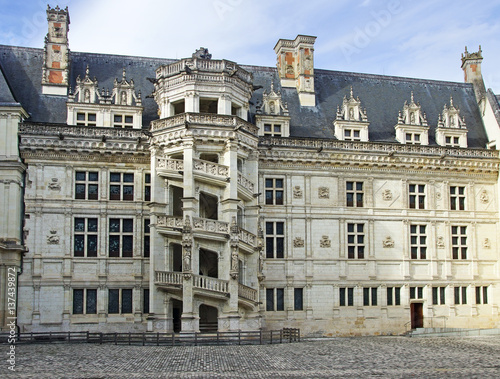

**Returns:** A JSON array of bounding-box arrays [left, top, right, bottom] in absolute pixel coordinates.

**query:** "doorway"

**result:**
[[172, 299, 182, 333], [410, 303, 424, 329], [199, 304, 218, 332]]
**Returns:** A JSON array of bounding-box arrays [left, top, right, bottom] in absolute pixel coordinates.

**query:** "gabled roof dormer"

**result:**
[[395, 92, 429, 145], [333, 87, 369, 141], [256, 83, 290, 137], [436, 96, 468, 147], [67, 67, 143, 128]]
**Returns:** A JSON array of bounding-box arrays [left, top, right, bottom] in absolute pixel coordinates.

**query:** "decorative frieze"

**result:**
[[319, 235, 331, 248], [318, 187, 330, 199]]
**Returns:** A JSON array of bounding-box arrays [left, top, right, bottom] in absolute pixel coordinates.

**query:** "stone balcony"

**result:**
[[155, 271, 258, 305], [156, 157, 230, 187]]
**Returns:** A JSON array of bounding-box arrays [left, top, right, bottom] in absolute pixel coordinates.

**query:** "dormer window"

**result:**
[[264, 123, 282, 137], [334, 87, 369, 142], [395, 92, 429, 145], [435, 97, 468, 148], [77, 112, 96, 126], [256, 83, 290, 137], [445, 136, 460, 147], [113, 114, 134, 128]]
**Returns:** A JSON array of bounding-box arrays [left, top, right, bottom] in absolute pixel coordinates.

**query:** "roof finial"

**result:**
[[450, 96, 454, 107], [410, 91, 414, 103], [122, 68, 126, 80], [350, 86, 354, 98]]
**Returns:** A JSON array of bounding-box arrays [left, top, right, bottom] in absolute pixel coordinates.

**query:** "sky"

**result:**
[[1, 0, 499, 92]]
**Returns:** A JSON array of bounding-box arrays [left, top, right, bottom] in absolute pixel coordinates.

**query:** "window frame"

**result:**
[[74, 217, 98, 257], [109, 172, 134, 201], [108, 288, 133, 314], [265, 221, 285, 259], [75, 171, 99, 200], [266, 288, 285, 311], [451, 225, 467, 259], [347, 223, 365, 259], [265, 178, 284, 205], [109, 218, 134, 258], [346, 181, 364, 207], [410, 224, 427, 259], [450, 186, 465, 211], [72, 288, 97, 315], [409, 184, 425, 209]]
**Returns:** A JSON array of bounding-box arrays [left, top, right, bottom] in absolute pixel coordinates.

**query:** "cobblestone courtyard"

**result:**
[[2, 336, 499, 378]]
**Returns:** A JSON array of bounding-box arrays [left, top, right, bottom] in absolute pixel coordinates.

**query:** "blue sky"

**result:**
[[1, 0, 499, 92]]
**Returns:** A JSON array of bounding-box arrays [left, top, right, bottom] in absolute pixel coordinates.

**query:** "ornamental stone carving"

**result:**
[[47, 230, 60, 244], [483, 238, 491, 249], [437, 236, 445, 249], [383, 236, 394, 248], [294, 237, 305, 248], [48, 178, 61, 191], [382, 189, 393, 201], [318, 187, 330, 199], [480, 190, 489, 204], [320, 235, 331, 248], [436, 192, 442, 201], [293, 186, 303, 199]]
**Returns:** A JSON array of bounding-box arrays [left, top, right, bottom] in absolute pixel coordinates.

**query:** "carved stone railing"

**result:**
[[193, 274, 229, 294], [19, 122, 145, 140], [259, 136, 500, 159], [155, 271, 183, 287], [238, 283, 257, 302], [237, 172, 255, 193], [156, 216, 184, 229], [193, 159, 229, 179], [150, 113, 259, 135], [156, 58, 253, 84], [192, 217, 229, 234], [239, 229, 257, 247], [156, 158, 184, 171]]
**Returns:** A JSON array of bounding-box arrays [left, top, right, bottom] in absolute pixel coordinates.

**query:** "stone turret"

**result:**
[[42, 5, 70, 95]]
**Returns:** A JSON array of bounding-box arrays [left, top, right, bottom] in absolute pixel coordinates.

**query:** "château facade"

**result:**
[[1, 6, 499, 336]]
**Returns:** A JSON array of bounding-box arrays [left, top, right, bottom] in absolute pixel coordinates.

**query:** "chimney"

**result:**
[[42, 5, 70, 95], [461, 46, 486, 104], [274, 35, 317, 107]]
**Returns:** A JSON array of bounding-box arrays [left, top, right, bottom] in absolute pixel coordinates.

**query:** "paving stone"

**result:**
[[1, 336, 499, 378]]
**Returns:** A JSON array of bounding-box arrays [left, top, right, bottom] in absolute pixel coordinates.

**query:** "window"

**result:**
[[344, 129, 361, 141], [76, 112, 97, 126], [265, 178, 284, 205], [109, 218, 133, 257], [476, 286, 488, 305], [452, 226, 467, 259], [409, 184, 425, 209], [74, 218, 98, 257], [445, 136, 460, 147], [346, 181, 363, 207], [339, 287, 354, 306], [266, 288, 284, 311], [113, 114, 134, 128], [143, 289, 150, 314], [405, 132, 421, 144], [410, 225, 427, 259], [265, 221, 284, 258], [454, 286, 467, 305], [294, 288, 303, 311], [450, 186, 465, 211], [363, 287, 377, 306], [347, 223, 365, 259], [387, 287, 401, 306], [110, 172, 134, 201], [143, 219, 150, 258], [73, 289, 97, 314], [410, 286, 424, 300], [108, 288, 133, 314], [75, 171, 98, 200], [432, 287, 446, 305], [264, 123, 282, 137], [144, 173, 151, 202]]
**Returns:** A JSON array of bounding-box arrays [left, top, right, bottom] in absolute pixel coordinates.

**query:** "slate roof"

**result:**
[[0, 44, 489, 148]]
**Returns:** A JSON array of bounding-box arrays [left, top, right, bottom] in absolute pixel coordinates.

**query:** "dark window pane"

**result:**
[[266, 237, 274, 258], [122, 236, 133, 257], [145, 173, 151, 183], [417, 287, 423, 298], [86, 289, 97, 314], [265, 179, 273, 188], [410, 287, 415, 299], [346, 193, 354, 207], [123, 173, 134, 183], [144, 219, 150, 233], [74, 235, 84, 256], [440, 287, 445, 304], [371, 288, 377, 306], [73, 289, 84, 314], [88, 113, 96, 122], [395, 288, 401, 305], [276, 238, 284, 258], [76, 171, 86, 181], [266, 288, 274, 311], [347, 288, 354, 306], [276, 222, 284, 235], [143, 289, 150, 314], [108, 289, 119, 313], [276, 288, 284, 311], [356, 182, 363, 191], [123, 219, 133, 233], [265, 191, 273, 205], [75, 184, 86, 199], [110, 185, 121, 200], [476, 287, 480, 304], [88, 184, 98, 200], [75, 218, 85, 232], [144, 236, 150, 258], [340, 288, 346, 306], [123, 185, 134, 200], [275, 179, 283, 188], [462, 287, 467, 304], [387, 287, 393, 306], [125, 116, 133, 124], [432, 287, 438, 305], [275, 191, 283, 205], [109, 219, 121, 233], [87, 218, 98, 232], [145, 186, 151, 202], [114, 115, 122, 123], [348, 246, 355, 259], [363, 288, 369, 306], [88, 172, 98, 181], [358, 246, 364, 259], [346, 182, 353, 191], [110, 173, 121, 182], [122, 289, 133, 313], [109, 236, 120, 257], [87, 235, 98, 257], [348, 224, 354, 233]]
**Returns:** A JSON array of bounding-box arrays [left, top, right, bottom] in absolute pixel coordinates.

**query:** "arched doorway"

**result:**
[[172, 299, 182, 333], [199, 304, 218, 332]]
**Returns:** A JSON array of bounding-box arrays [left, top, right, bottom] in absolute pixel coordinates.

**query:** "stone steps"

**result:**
[[408, 327, 500, 338]]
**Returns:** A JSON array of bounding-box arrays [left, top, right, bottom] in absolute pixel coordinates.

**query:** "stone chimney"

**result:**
[[42, 5, 70, 95], [461, 46, 486, 104], [274, 35, 317, 107]]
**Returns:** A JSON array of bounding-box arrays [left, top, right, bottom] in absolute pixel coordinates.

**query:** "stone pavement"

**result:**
[[1, 336, 499, 378]]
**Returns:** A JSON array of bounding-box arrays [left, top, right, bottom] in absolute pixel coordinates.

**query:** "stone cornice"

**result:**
[[258, 137, 499, 175], [19, 122, 146, 140]]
